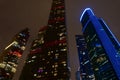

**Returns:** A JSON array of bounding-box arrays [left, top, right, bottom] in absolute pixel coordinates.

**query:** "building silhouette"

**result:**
[[19, 0, 70, 80], [80, 8, 120, 80], [0, 28, 29, 80]]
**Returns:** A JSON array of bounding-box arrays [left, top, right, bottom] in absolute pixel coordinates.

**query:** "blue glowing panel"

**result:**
[[80, 8, 94, 22]]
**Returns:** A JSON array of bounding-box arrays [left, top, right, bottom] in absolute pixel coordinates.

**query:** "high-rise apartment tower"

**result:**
[[75, 35, 95, 80], [20, 0, 70, 80], [0, 28, 29, 80], [80, 8, 120, 80]]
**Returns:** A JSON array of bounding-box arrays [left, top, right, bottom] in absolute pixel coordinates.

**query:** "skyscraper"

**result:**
[[75, 35, 95, 80], [0, 28, 29, 80], [80, 8, 120, 80], [19, 0, 70, 80]]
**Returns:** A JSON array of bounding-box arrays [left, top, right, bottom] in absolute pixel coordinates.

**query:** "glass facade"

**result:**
[[0, 28, 29, 80], [19, 0, 70, 80], [80, 8, 120, 80], [75, 35, 95, 80]]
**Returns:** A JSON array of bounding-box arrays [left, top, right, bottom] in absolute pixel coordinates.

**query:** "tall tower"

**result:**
[[0, 28, 29, 80], [19, 0, 70, 80], [75, 35, 95, 80], [80, 8, 120, 80]]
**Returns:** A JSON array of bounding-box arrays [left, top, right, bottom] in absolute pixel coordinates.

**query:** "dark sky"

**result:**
[[0, 0, 120, 80]]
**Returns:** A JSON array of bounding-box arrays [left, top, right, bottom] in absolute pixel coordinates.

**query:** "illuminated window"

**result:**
[[45, 72, 48, 74], [21, 46, 26, 50], [0, 63, 5, 68], [61, 48, 67, 51], [55, 64, 58, 67], [11, 67, 16, 73], [54, 73, 57, 76], [34, 74, 37, 77], [51, 51, 53, 53], [52, 65, 54, 68], [32, 56, 36, 59], [59, 43, 62, 46], [59, 36, 66, 40], [63, 63, 66, 66], [82, 52, 86, 55], [42, 58, 45, 61], [59, 25, 65, 28], [59, 33, 64, 36]]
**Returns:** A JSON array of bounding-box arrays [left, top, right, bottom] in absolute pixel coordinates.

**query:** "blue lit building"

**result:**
[[80, 8, 120, 80], [75, 35, 95, 80]]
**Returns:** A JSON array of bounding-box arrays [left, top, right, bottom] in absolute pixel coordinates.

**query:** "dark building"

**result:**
[[0, 28, 29, 80], [75, 35, 95, 80], [19, 0, 70, 80], [80, 8, 120, 80]]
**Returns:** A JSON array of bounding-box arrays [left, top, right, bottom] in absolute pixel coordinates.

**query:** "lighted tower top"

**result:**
[[80, 8, 95, 24]]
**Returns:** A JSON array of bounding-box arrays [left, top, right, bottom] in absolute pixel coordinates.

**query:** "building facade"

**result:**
[[75, 35, 95, 80], [0, 28, 29, 80], [80, 8, 120, 80], [19, 0, 70, 80]]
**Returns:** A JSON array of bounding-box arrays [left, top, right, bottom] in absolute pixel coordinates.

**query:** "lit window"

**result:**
[[54, 73, 57, 76], [82, 52, 86, 55], [34, 74, 37, 76], [42, 58, 45, 60], [59, 25, 65, 28], [48, 52, 51, 56], [45, 72, 48, 74], [62, 61, 66, 64], [52, 65, 54, 68], [61, 48, 67, 51], [33, 44, 37, 47], [55, 64, 58, 67], [63, 43, 66, 46], [51, 51, 53, 53], [59, 33, 64, 36], [59, 36, 66, 40], [0, 63, 5, 68], [21, 46, 26, 50], [41, 40, 44, 44], [11, 67, 16, 73], [59, 43, 62, 46], [32, 56, 36, 59], [63, 63, 66, 66]]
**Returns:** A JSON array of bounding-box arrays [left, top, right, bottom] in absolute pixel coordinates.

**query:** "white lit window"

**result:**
[[34, 74, 37, 76], [61, 48, 67, 51], [54, 73, 57, 76], [11, 67, 16, 73], [59, 33, 64, 36], [32, 56, 36, 59], [52, 65, 54, 68], [82, 52, 86, 55], [21, 46, 26, 50], [0, 63, 5, 68], [63, 63, 66, 66], [59, 43, 62, 46], [59, 36, 66, 40], [55, 64, 58, 67]]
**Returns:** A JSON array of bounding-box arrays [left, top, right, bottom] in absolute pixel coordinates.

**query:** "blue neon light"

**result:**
[[80, 8, 95, 22], [100, 18, 120, 47]]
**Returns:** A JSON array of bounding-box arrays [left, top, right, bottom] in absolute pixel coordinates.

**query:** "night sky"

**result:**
[[0, 0, 120, 80]]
